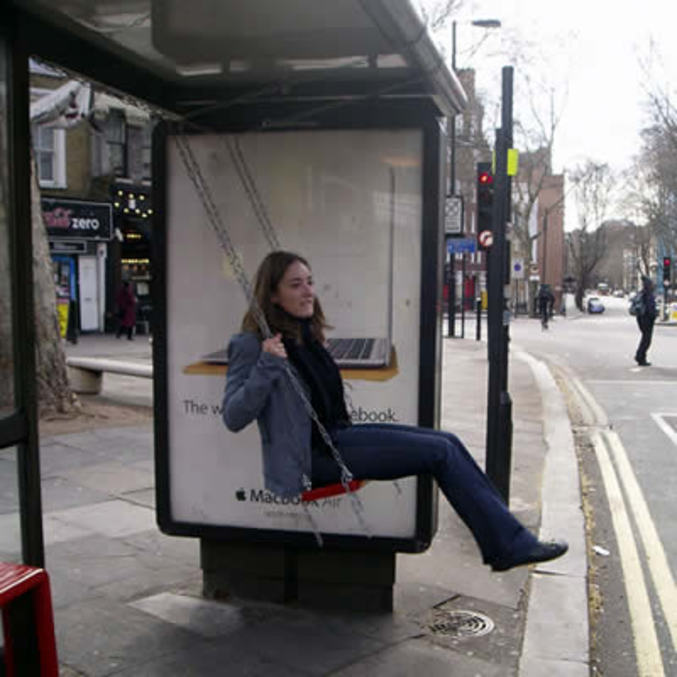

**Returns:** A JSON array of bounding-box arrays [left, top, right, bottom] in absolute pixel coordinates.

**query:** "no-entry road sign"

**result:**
[[478, 230, 494, 249]]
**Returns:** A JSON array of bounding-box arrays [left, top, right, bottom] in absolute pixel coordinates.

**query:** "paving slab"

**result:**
[[56, 461, 154, 496], [215, 614, 388, 676], [331, 637, 509, 677], [48, 499, 156, 538], [109, 640, 308, 677], [39, 475, 111, 513], [55, 598, 210, 677]]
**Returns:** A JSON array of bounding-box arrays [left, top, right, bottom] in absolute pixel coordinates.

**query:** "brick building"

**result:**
[[512, 147, 565, 314]]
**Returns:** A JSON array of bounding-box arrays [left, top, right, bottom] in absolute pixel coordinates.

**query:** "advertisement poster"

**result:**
[[164, 129, 424, 539]]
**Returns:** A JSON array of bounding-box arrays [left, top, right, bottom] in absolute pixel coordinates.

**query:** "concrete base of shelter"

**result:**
[[201, 540, 395, 612], [66, 365, 102, 394]]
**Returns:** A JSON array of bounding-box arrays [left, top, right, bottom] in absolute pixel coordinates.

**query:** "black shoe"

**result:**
[[637, 360, 651, 366], [491, 539, 569, 572]]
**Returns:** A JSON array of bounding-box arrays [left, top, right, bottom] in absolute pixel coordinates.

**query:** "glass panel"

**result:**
[[109, 144, 125, 176], [0, 36, 15, 417], [39, 125, 53, 147], [39, 152, 54, 181], [0, 446, 20, 562]]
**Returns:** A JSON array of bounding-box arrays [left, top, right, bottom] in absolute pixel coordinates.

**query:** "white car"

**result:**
[[587, 296, 605, 314]]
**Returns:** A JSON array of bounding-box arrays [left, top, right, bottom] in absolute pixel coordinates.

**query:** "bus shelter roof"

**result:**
[[11, 0, 467, 119]]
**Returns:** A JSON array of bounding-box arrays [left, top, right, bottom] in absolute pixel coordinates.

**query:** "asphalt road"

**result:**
[[510, 295, 677, 677]]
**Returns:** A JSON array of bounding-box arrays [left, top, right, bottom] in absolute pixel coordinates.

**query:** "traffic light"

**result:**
[[476, 162, 494, 250], [663, 256, 672, 286]]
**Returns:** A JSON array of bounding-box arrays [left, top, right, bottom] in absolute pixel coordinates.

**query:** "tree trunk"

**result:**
[[30, 153, 76, 415], [574, 286, 585, 312]]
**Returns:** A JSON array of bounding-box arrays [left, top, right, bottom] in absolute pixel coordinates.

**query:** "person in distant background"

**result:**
[[536, 284, 554, 330], [634, 276, 657, 366], [115, 280, 137, 341]]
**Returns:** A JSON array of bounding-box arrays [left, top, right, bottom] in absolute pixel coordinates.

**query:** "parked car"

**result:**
[[587, 296, 605, 314], [613, 289, 625, 298]]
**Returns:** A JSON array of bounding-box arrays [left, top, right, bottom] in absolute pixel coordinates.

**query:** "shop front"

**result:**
[[42, 197, 112, 334], [111, 182, 153, 333]]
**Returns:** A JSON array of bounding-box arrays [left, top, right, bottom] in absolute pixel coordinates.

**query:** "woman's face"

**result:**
[[271, 260, 315, 318]]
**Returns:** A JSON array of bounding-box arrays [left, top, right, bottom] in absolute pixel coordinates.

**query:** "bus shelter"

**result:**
[[1, 0, 467, 609]]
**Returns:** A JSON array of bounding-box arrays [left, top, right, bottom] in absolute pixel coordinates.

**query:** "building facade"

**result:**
[[447, 68, 491, 309], [30, 59, 153, 334]]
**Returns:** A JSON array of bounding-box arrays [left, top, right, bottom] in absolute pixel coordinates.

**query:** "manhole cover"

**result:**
[[428, 609, 494, 638]]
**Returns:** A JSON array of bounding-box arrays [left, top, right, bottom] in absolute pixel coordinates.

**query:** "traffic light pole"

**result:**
[[485, 66, 514, 504]]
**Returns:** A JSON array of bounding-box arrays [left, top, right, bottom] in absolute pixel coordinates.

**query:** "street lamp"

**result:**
[[451, 19, 501, 70], [449, 18, 501, 194]]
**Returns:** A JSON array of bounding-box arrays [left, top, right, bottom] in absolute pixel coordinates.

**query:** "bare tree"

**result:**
[[567, 161, 614, 310], [0, 110, 75, 414], [632, 41, 677, 255], [416, 0, 464, 33], [29, 151, 76, 415], [632, 223, 654, 278], [495, 37, 568, 313]]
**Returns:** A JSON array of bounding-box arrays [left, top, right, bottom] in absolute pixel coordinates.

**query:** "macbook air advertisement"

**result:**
[[159, 128, 426, 542]]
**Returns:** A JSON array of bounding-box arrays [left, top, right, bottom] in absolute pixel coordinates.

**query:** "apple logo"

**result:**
[[235, 488, 246, 502]]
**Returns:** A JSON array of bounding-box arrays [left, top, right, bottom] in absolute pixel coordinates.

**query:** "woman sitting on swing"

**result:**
[[222, 251, 568, 572]]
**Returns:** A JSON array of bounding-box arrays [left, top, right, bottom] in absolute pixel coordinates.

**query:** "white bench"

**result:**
[[66, 356, 153, 395]]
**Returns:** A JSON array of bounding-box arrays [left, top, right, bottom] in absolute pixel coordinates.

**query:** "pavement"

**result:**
[[1, 331, 588, 676]]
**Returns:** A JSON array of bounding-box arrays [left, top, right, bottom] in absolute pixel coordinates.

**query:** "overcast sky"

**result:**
[[420, 0, 677, 229]]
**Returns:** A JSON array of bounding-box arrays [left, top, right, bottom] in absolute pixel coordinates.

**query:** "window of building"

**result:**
[[105, 109, 127, 176], [141, 124, 152, 179], [33, 124, 66, 188]]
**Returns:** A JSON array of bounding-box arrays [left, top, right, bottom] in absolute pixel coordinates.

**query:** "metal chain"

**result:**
[[224, 136, 281, 251], [173, 133, 372, 539]]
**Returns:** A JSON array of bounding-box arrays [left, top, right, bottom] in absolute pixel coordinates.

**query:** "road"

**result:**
[[509, 296, 677, 677]]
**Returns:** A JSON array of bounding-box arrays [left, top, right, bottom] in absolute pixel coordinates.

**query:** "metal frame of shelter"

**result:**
[[1, 0, 467, 564]]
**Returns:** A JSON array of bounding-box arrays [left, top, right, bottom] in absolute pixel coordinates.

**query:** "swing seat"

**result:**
[[301, 480, 367, 502]]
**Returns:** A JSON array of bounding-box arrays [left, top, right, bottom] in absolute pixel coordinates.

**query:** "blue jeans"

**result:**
[[311, 423, 537, 565]]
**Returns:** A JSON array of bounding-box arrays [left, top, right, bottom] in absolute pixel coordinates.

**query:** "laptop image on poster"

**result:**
[[201, 169, 397, 370]]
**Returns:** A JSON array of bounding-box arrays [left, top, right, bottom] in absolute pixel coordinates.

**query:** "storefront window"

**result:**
[[141, 123, 152, 179]]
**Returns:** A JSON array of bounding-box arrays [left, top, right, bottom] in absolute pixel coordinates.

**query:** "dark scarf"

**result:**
[[282, 319, 351, 454]]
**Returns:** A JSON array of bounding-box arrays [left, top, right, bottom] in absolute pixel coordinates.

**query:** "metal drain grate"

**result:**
[[428, 609, 495, 638]]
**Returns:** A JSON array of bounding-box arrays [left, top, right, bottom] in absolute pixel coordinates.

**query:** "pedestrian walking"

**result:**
[[115, 280, 137, 340], [634, 276, 657, 366], [222, 251, 568, 572]]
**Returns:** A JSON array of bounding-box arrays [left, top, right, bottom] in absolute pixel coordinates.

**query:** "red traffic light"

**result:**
[[478, 171, 494, 185], [664, 257, 671, 266]]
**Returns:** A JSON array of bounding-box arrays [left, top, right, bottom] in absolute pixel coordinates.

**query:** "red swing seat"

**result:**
[[301, 480, 368, 502]]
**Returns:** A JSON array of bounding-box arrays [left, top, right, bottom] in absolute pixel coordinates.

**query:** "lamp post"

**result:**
[[447, 18, 501, 338]]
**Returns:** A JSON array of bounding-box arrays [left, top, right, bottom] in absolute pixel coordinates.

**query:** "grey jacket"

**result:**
[[222, 332, 312, 497]]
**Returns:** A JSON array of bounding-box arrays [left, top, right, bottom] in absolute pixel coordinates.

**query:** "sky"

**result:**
[[419, 0, 677, 229]]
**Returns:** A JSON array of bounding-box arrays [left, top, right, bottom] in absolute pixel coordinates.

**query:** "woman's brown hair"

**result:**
[[241, 251, 329, 343]]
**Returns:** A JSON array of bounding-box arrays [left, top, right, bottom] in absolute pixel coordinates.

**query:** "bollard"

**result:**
[[476, 297, 482, 341]]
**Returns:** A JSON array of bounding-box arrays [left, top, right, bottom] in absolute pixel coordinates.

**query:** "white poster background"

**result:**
[[166, 129, 423, 538]]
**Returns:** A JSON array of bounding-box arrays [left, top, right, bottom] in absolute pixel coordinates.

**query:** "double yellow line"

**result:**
[[591, 428, 676, 677]]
